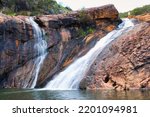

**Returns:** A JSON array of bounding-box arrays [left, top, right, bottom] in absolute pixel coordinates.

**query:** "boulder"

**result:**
[[134, 13, 150, 22]]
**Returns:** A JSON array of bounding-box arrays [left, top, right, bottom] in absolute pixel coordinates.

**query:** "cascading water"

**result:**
[[44, 19, 134, 90], [28, 17, 47, 88]]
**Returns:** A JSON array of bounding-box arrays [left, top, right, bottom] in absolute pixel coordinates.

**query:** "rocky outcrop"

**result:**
[[80, 22, 150, 90], [132, 13, 150, 22], [0, 15, 46, 87], [0, 4, 121, 88], [35, 4, 121, 87]]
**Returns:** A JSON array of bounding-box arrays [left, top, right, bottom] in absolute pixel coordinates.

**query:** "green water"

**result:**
[[0, 89, 150, 100]]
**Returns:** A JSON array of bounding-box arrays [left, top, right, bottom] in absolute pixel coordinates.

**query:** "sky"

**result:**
[[56, 0, 150, 12]]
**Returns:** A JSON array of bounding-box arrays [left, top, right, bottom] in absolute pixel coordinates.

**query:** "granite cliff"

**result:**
[[80, 21, 150, 90], [0, 4, 121, 88]]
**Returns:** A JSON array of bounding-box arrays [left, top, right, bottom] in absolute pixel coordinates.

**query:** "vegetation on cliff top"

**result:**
[[0, 0, 72, 16], [120, 4, 150, 18]]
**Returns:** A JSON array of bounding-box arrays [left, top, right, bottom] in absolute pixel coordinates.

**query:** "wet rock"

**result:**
[[80, 22, 150, 90], [0, 4, 121, 88]]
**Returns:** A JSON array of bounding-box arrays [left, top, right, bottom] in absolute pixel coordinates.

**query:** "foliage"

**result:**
[[87, 27, 95, 34], [78, 27, 95, 37], [0, 0, 72, 16], [78, 28, 86, 37], [131, 5, 150, 15], [78, 8, 91, 23], [119, 12, 128, 18], [119, 4, 150, 18]]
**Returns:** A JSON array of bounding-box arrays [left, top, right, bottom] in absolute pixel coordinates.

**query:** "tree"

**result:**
[[14, 0, 30, 12]]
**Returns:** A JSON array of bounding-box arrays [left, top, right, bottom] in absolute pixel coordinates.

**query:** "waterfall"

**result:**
[[44, 19, 134, 90], [28, 17, 47, 88]]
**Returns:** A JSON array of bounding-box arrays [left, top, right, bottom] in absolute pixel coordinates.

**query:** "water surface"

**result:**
[[0, 89, 150, 100]]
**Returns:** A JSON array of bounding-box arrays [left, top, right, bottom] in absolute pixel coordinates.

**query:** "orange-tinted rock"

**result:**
[[130, 13, 150, 22], [80, 22, 150, 90], [106, 25, 116, 32], [35, 5, 121, 87], [0, 5, 121, 88]]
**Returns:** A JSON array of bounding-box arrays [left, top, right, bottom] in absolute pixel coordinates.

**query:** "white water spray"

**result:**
[[45, 19, 134, 90], [28, 17, 47, 88]]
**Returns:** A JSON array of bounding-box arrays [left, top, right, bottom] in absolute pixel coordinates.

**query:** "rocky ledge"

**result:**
[[0, 4, 121, 88], [129, 13, 150, 22]]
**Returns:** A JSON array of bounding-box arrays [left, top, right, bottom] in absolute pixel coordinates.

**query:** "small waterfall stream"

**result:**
[[28, 17, 47, 88], [44, 19, 134, 90]]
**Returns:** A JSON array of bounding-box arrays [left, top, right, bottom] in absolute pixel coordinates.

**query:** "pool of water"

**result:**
[[0, 89, 150, 100]]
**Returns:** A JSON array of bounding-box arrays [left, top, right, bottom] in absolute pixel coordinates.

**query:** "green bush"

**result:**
[[131, 5, 150, 15], [119, 12, 128, 18], [78, 27, 95, 37], [119, 4, 150, 18], [87, 27, 95, 34], [0, 0, 72, 16], [78, 8, 91, 23], [78, 28, 86, 37]]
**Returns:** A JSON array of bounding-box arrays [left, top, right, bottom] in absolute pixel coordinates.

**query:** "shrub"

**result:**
[[119, 4, 150, 18], [0, 0, 72, 16], [78, 27, 95, 37], [78, 8, 91, 23]]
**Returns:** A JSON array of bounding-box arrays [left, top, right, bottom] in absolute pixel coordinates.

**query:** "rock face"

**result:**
[[0, 4, 121, 88], [133, 13, 150, 22], [80, 22, 150, 90], [35, 4, 121, 87]]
